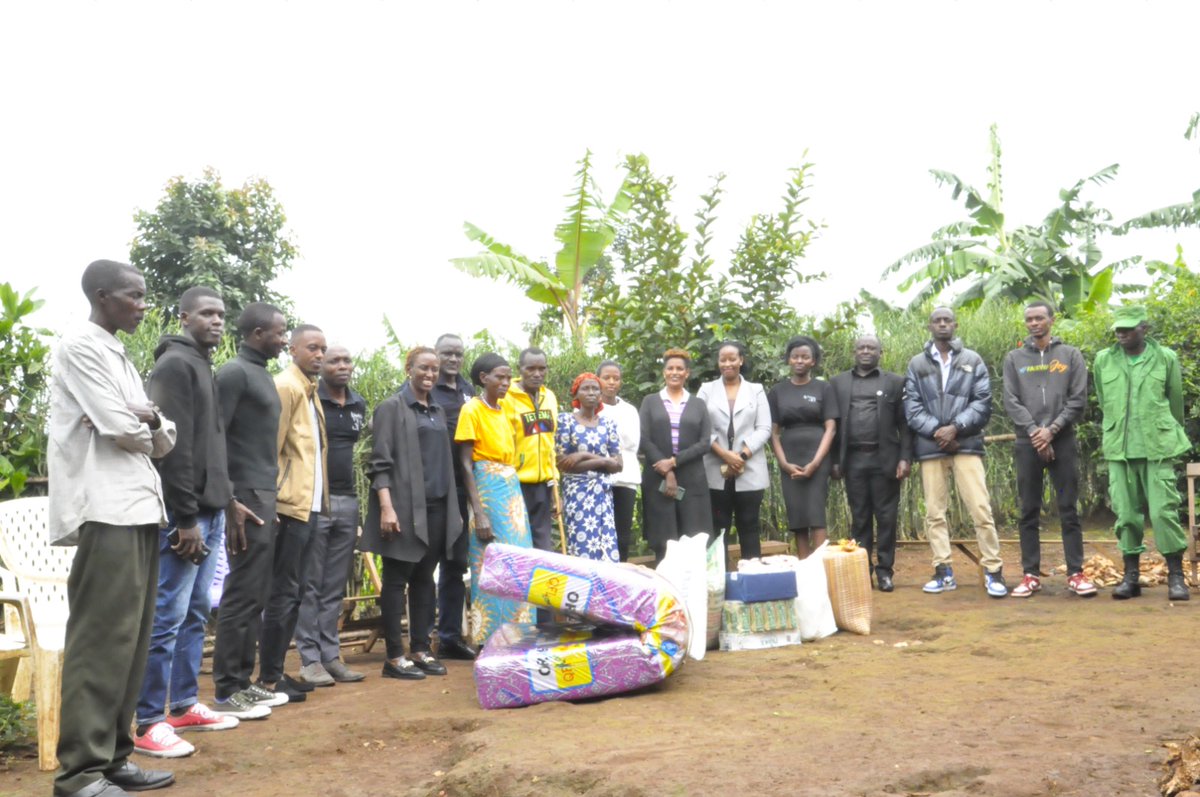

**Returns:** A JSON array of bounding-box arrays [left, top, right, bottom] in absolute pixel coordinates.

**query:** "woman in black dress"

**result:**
[[768, 335, 838, 559]]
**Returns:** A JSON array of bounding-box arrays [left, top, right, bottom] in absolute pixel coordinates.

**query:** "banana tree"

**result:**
[[450, 151, 633, 345], [884, 125, 1128, 316]]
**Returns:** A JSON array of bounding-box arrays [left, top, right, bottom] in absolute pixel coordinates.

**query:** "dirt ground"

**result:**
[[6, 540, 1199, 797]]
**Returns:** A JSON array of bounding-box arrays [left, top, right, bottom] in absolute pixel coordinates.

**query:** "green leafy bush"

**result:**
[[0, 284, 51, 498]]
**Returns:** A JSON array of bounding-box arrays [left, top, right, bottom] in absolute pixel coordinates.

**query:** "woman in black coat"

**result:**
[[639, 348, 713, 562], [361, 347, 463, 680]]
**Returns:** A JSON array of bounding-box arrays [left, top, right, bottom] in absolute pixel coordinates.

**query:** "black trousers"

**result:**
[[55, 523, 158, 796], [259, 511, 317, 684], [613, 486, 637, 562], [521, 481, 554, 622], [709, 484, 764, 561], [436, 489, 470, 644], [382, 498, 447, 658], [844, 449, 901, 577], [1015, 432, 1084, 575], [212, 487, 277, 700], [520, 481, 555, 551]]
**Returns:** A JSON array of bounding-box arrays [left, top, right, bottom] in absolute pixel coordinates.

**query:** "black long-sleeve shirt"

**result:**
[[216, 344, 282, 492]]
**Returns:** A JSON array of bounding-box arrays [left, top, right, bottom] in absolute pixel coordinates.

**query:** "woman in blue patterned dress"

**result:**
[[555, 373, 623, 562]]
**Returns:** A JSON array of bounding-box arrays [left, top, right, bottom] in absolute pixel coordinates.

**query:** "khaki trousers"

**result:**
[[919, 454, 1003, 572]]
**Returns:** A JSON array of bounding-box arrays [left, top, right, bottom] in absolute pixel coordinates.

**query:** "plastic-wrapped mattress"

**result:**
[[475, 623, 683, 708], [473, 543, 690, 708]]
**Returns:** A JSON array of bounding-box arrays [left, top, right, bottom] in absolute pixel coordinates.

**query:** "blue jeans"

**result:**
[[135, 510, 225, 726]]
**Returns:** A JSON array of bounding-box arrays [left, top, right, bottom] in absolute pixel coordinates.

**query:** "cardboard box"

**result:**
[[718, 628, 804, 652], [721, 599, 798, 635], [724, 570, 798, 603]]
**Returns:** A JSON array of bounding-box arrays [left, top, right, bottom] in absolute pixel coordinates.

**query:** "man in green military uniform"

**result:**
[[1094, 305, 1191, 601]]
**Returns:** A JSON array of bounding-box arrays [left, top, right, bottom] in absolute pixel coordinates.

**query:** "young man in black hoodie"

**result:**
[[133, 288, 249, 759], [1002, 301, 1096, 598]]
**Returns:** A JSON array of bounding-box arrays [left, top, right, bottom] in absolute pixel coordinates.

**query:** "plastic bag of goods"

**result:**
[[654, 533, 711, 660], [749, 548, 837, 641], [475, 623, 686, 709], [475, 543, 691, 653], [823, 539, 872, 635]]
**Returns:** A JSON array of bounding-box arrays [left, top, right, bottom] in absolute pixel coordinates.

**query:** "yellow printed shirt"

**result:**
[[455, 397, 517, 466], [501, 383, 560, 484]]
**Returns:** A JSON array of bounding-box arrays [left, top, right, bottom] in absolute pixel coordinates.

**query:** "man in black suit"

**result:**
[[830, 336, 913, 592]]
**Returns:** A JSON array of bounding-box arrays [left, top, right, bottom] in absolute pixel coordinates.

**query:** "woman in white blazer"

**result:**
[[696, 341, 773, 560]]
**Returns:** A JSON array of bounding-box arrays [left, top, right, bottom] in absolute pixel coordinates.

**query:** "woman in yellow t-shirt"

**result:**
[[454, 352, 533, 645]]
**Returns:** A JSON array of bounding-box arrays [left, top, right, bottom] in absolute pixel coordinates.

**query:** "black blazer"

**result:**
[[829, 369, 914, 474], [638, 393, 713, 548], [360, 393, 463, 564]]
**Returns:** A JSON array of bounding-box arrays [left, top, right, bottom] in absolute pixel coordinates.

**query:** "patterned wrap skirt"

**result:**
[[468, 461, 534, 646]]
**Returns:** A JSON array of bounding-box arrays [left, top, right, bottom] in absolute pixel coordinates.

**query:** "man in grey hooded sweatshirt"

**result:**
[[1001, 301, 1096, 598]]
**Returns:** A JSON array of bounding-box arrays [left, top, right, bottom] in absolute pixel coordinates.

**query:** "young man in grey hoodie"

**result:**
[[1001, 301, 1096, 598]]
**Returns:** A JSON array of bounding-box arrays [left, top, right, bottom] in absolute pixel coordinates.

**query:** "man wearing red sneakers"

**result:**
[[1001, 301, 1096, 598], [133, 287, 256, 759]]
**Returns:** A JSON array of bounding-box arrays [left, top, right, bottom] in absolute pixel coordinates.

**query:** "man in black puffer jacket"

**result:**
[[904, 307, 1007, 598]]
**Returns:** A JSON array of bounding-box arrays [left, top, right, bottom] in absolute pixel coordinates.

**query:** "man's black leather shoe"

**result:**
[[382, 658, 426, 680], [57, 778, 131, 797], [877, 573, 894, 592], [438, 637, 479, 660], [104, 761, 175, 792], [411, 652, 448, 676]]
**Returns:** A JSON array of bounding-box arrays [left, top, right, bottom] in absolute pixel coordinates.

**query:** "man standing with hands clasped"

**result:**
[[132, 287, 245, 760], [1094, 305, 1192, 601], [905, 307, 1008, 598], [1002, 301, 1096, 598], [830, 335, 912, 592]]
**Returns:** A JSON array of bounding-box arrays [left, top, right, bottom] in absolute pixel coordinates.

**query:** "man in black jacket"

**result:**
[[830, 336, 912, 592], [1001, 301, 1096, 598], [211, 302, 288, 718], [133, 287, 246, 758], [904, 307, 1007, 598]]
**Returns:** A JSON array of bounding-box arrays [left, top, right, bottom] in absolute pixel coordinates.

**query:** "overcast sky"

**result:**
[[3, 1, 1198, 355]]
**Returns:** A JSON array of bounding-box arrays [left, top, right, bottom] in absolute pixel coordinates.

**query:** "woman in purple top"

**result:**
[[638, 348, 713, 562]]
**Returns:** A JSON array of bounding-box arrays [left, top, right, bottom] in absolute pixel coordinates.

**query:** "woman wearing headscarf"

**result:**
[[455, 352, 534, 646], [361, 347, 462, 680], [555, 372, 622, 562]]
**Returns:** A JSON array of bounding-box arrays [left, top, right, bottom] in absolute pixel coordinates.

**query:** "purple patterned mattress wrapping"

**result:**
[[473, 544, 691, 708]]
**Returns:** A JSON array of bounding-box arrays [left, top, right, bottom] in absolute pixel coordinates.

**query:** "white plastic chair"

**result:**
[[0, 496, 72, 771]]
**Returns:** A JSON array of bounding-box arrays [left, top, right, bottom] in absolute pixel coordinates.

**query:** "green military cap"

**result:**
[[1111, 305, 1147, 330]]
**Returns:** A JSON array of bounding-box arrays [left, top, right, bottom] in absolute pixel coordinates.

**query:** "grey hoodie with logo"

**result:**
[[1001, 336, 1087, 439]]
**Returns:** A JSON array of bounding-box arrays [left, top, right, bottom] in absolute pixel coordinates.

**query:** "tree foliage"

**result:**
[[0, 284, 51, 497], [883, 125, 1133, 316], [591, 155, 821, 397], [130, 168, 298, 325], [451, 151, 634, 345]]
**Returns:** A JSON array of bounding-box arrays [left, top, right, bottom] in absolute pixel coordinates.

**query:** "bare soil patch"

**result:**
[[7, 543, 1197, 797]]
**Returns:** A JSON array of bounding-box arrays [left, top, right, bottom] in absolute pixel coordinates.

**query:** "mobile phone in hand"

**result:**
[[167, 528, 212, 565]]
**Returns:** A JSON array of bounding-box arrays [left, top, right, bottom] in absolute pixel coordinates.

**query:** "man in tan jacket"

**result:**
[[257, 324, 329, 701]]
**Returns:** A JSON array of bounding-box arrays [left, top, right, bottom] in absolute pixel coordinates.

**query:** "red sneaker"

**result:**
[[1011, 574, 1041, 598], [134, 722, 195, 758], [1067, 571, 1098, 597], [166, 702, 240, 732]]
